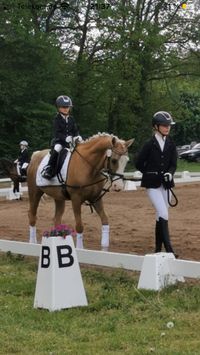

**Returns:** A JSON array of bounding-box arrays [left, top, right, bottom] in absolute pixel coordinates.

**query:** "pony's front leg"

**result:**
[[93, 199, 110, 251], [28, 209, 38, 244], [71, 197, 84, 249], [54, 200, 65, 226], [28, 189, 43, 244]]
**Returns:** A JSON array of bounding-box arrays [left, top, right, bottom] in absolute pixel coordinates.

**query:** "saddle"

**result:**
[[36, 149, 71, 187]]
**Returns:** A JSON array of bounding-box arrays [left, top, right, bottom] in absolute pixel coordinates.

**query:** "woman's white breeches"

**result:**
[[147, 186, 171, 221]]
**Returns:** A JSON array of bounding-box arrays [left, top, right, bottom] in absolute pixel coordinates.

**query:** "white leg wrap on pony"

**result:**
[[29, 226, 37, 244], [101, 225, 110, 250], [76, 232, 84, 249]]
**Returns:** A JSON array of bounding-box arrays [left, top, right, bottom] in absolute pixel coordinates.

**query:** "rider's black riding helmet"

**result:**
[[152, 111, 175, 127], [56, 95, 73, 107]]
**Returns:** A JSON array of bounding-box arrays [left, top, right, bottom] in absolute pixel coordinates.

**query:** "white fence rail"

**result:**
[[0, 240, 200, 289], [124, 171, 200, 185], [0, 171, 200, 199], [0, 179, 28, 199]]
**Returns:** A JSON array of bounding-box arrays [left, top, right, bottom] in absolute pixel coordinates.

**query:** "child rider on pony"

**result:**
[[42, 95, 82, 180], [14, 140, 30, 177]]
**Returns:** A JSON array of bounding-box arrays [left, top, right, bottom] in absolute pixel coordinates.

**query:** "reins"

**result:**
[[166, 187, 178, 207], [161, 175, 178, 207], [57, 143, 129, 210], [57, 143, 178, 210]]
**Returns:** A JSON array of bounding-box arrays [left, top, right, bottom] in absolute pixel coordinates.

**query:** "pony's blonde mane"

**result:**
[[82, 132, 119, 144]]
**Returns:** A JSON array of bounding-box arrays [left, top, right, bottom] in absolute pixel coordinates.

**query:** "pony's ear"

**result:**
[[125, 138, 134, 148], [112, 136, 116, 146]]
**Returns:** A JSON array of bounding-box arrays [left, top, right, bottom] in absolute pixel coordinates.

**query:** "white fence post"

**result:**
[[138, 253, 184, 291]]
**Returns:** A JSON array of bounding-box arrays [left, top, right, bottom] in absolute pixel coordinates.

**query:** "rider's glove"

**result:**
[[74, 135, 83, 144], [163, 172, 172, 182], [65, 136, 73, 144], [22, 163, 29, 169]]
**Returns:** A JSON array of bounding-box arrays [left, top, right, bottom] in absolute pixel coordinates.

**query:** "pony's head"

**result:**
[[0, 158, 15, 176], [108, 136, 134, 191], [0, 158, 20, 192]]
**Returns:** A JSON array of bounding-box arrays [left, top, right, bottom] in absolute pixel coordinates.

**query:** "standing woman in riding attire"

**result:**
[[14, 140, 30, 177], [135, 111, 178, 258], [42, 95, 82, 180]]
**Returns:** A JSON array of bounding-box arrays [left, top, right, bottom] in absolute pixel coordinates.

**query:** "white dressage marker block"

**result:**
[[124, 180, 137, 191], [6, 182, 22, 200], [138, 253, 184, 291], [6, 190, 22, 200], [34, 236, 88, 311]]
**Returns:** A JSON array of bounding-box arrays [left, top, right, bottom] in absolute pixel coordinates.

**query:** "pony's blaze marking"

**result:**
[[106, 149, 112, 157], [111, 155, 129, 192]]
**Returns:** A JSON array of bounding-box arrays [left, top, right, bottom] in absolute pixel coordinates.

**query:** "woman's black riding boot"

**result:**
[[155, 220, 162, 253], [159, 217, 178, 258]]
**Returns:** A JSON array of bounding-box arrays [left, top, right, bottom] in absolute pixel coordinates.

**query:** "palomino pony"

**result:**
[[0, 158, 23, 194], [27, 133, 134, 249]]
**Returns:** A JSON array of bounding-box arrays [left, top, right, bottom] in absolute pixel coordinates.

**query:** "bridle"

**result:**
[[59, 142, 178, 210], [57, 143, 130, 207], [103, 147, 128, 176]]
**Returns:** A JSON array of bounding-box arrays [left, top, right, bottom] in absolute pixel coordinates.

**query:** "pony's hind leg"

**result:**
[[28, 188, 43, 244], [93, 199, 110, 250]]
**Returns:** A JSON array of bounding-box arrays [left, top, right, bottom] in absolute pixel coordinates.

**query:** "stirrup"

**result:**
[[41, 167, 53, 180]]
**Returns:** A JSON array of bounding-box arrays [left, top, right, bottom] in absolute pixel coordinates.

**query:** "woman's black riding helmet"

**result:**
[[152, 111, 175, 127]]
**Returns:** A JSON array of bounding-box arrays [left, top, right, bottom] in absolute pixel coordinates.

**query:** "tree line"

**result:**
[[0, 0, 199, 159]]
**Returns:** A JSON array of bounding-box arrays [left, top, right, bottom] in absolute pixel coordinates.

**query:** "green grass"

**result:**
[[126, 159, 200, 173], [176, 159, 200, 172], [1, 253, 200, 354]]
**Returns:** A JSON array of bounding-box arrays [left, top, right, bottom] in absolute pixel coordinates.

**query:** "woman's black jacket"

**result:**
[[135, 136, 177, 189], [18, 149, 29, 166]]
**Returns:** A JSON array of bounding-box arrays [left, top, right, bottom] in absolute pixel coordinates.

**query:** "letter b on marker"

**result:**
[[41, 246, 50, 268], [41, 245, 74, 268]]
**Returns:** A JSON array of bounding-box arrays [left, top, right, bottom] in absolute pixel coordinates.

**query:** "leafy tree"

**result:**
[[173, 92, 200, 145], [0, 0, 200, 158], [0, 2, 67, 157]]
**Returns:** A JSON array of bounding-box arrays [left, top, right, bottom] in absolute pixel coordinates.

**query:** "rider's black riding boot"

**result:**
[[20, 168, 27, 177], [42, 150, 58, 180], [159, 217, 178, 258], [155, 220, 162, 253]]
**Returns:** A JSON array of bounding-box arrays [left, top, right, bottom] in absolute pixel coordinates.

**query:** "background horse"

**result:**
[[27, 133, 134, 249], [0, 158, 22, 194]]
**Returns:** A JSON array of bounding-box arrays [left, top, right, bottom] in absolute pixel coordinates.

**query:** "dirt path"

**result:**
[[0, 183, 199, 261]]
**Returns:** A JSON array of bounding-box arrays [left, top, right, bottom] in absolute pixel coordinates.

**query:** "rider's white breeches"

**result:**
[[147, 186, 171, 221], [22, 162, 28, 169], [54, 144, 62, 152]]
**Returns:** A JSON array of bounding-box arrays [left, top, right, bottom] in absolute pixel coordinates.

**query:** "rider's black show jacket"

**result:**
[[18, 148, 29, 166], [52, 113, 79, 146], [135, 135, 177, 188]]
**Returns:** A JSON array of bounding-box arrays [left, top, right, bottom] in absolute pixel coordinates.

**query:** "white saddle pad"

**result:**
[[36, 151, 71, 187]]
